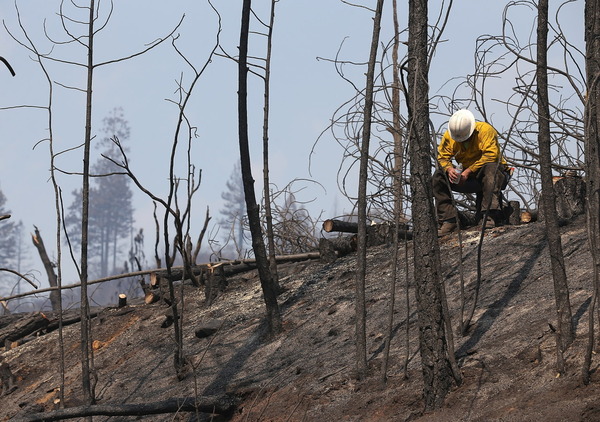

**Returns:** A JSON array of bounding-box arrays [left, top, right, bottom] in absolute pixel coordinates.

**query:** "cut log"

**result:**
[[319, 236, 356, 264], [149, 272, 161, 288], [318, 238, 338, 264], [117, 294, 127, 308], [45, 310, 99, 333], [144, 291, 160, 305], [323, 219, 359, 233], [0, 312, 49, 349], [322, 219, 413, 242]]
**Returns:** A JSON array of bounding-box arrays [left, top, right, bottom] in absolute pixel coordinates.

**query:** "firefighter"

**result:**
[[432, 109, 509, 236]]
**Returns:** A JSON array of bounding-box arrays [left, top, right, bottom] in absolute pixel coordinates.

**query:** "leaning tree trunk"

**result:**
[[582, 0, 600, 385], [407, 0, 454, 410], [238, 0, 282, 337], [536, 0, 573, 371]]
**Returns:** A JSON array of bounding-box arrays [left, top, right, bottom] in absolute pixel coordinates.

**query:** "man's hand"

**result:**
[[447, 166, 471, 185], [447, 167, 461, 184]]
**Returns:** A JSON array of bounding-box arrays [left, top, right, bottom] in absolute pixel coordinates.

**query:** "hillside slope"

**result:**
[[2, 215, 600, 421]]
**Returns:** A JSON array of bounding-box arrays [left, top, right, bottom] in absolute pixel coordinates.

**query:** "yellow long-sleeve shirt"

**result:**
[[437, 121, 507, 173]]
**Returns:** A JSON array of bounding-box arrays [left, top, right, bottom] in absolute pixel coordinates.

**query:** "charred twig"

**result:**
[[0, 57, 15, 76]]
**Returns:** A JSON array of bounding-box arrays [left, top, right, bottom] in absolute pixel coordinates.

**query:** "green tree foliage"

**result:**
[[66, 108, 134, 278]]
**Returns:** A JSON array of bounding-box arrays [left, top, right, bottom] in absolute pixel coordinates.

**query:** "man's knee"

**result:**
[[479, 163, 506, 189]]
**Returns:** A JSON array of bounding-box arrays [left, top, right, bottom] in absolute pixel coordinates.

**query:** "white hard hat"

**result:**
[[448, 109, 476, 142]]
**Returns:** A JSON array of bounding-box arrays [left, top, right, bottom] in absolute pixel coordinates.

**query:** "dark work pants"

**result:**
[[432, 162, 507, 222]]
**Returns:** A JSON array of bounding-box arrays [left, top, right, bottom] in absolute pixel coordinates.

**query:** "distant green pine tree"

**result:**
[[66, 108, 134, 278], [0, 188, 24, 296]]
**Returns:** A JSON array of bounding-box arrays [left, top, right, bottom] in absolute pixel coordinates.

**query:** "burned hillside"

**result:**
[[0, 216, 599, 421]]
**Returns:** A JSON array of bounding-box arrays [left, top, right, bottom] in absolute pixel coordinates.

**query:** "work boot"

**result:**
[[483, 216, 496, 229], [483, 211, 502, 229], [439, 219, 457, 236]]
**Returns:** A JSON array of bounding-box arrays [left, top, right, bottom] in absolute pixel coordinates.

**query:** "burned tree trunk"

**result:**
[[237, 0, 281, 336], [582, 0, 600, 385], [553, 175, 586, 221], [31, 226, 60, 311], [407, 0, 458, 409], [204, 264, 227, 307], [537, 0, 573, 363]]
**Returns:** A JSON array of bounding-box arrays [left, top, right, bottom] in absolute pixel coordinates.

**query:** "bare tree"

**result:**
[[582, 0, 600, 385], [382, 0, 404, 384], [238, 0, 282, 337], [6, 0, 185, 400], [79, 0, 98, 404], [354, 0, 385, 379], [536, 0, 574, 374], [106, 8, 221, 377], [262, 0, 280, 287], [407, 0, 457, 409]]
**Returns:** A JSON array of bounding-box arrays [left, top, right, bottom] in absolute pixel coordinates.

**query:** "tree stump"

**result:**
[[506, 201, 521, 226], [205, 264, 227, 307], [538, 174, 585, 223], [554, 175, 585, 220]]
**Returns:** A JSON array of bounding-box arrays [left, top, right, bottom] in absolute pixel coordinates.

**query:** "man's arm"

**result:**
[[468, 123, 501, 172], [437, 132, 456, 171]]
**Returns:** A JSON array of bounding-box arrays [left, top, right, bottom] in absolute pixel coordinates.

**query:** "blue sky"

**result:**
[[0, 1, 585, 294]]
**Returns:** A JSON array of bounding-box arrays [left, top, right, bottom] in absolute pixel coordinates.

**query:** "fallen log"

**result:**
[[12, 395, 239, 421], [45, 310, 99, 333], [319, 236, 356, 264], [322, 219, 359, 234], [0, 312, 49, 349], [150, 253, 320, 284], [1, 253, 321, 303], [322, 219, 413, 242]]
